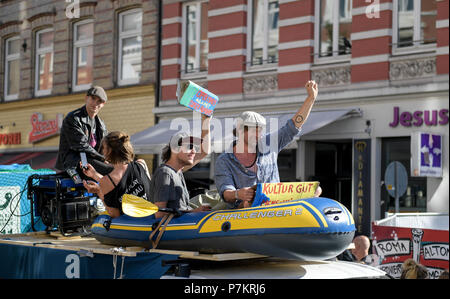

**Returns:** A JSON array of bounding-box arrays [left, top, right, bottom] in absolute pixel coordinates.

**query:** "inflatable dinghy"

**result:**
[[91, 197, 355, 260]]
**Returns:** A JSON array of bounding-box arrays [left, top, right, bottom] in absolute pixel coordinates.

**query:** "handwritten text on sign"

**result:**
[[258, 182, 319, 206], [178, 81, 219, 116], [188, 90, 218, 116]]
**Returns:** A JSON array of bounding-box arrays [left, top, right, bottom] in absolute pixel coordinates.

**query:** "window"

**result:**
[[249, 0, 279, 67], [278, 149, 297, 182], [4, 36, 20, 101], [380, 137, 427, 213], [182, 1, 208, 74], [35, 29, 53, 96], [315, 0, 352, 59], [118, 9, 142, 85], [393, 0, 437, 50], [73, 20, 93, 91]]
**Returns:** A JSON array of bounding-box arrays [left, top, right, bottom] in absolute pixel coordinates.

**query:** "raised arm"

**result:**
[[195, 114, 211, 162], [183, 114, 211, 172], [291, 80, 318, 129]]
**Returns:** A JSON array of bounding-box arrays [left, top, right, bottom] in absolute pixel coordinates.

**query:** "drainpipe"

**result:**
[[155, 0, 162, 118], [152, 0, 163, 173]]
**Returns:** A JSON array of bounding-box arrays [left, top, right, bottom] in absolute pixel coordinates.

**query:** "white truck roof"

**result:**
[[162, 258, 389, 279]]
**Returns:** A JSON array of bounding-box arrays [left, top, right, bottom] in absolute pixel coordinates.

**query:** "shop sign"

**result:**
[[353, 139, 371, 236], [411, 132, 443, 177], [389, 107, 449, 128], [28, 112, 63, 143], [0, 133, 21, 145]]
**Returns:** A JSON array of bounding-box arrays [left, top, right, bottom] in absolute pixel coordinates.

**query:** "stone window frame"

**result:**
[[313, 0, 353, 65], [392, 0, 437, 56], [34, 27, 54, 97], [72, 18, 95, 92], [0, 21, 22, 103], [3, 35, 21, 101], [117, 7, 143, 86], [246, 0, 280, 72]]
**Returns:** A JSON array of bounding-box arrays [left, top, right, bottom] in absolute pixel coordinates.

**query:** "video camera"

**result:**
[[27, 173, 100, 235]]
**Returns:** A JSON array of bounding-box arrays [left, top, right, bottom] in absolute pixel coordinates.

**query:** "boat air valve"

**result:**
[[103, 219, 111, 231], [323, 207, 343, 221], [221, 221, 231, 232]]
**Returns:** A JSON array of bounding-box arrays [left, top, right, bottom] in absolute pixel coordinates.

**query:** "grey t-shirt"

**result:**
[[149, 164, 191, 211]]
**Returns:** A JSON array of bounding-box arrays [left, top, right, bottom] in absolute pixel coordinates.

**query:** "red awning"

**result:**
[[0, 152, 57, 170]]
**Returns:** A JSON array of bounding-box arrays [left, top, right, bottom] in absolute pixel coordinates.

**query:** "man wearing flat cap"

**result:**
[[56, 86, 113, 179], [215, 80, 322, 208]]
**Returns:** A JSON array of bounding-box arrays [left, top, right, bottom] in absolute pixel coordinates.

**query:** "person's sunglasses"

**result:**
[[181, 143, 200, 152]]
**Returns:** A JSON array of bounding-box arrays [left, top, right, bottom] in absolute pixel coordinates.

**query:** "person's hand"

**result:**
[[237, 187, 255, 202], [193, 205, 211, 212], [80, 162, 98, 179], [83, 180, 100, 194], [314, 186, 322, 197], [305, 80, 318, 99], [242, 200, 252, 208]]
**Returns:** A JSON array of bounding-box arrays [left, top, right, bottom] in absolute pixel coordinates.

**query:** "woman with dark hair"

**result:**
[[82, 131, 151, 218]]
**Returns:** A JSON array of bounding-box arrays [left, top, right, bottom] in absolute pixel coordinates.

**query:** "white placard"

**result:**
[[411, 132, 443, 177]]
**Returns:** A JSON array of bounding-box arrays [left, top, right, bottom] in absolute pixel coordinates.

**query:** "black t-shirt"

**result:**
[[103, 161, 152, 214]]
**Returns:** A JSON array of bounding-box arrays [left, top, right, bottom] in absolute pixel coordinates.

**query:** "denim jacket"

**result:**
[[214, 119, 301, 206]]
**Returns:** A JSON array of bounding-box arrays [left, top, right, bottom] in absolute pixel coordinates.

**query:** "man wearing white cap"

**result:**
[[215, 81, 321, 208], [149, 114, 212, 218]]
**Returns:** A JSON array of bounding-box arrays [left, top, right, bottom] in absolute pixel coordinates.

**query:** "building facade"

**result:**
[[151, 0, 449, 235], [0, 0, 160, 170]]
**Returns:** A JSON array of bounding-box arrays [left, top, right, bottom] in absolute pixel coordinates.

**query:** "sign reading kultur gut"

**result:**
[[252, 182, 320, 207]]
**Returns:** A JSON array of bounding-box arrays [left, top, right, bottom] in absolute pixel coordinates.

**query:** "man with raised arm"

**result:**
[[214, 80, 321, 209]]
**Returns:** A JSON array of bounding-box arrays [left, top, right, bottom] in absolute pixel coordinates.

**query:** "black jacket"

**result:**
[[55, 105, 108, 171]]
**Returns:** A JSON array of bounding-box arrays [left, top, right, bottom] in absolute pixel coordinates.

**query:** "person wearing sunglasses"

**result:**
[[149, 114, 211, 218]]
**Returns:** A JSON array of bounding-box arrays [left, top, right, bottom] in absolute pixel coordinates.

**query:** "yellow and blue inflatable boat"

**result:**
[[91, 197, 355, 260]]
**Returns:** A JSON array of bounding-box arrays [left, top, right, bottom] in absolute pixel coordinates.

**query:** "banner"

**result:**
[[252, 182, 319, 207], [353, 139, 371, 236], [0, 165, 54, 234], [0, 244, 176, 279], [0, 186, 21, 234], [371, 224, 449, 279], [177, 81, 219, 116]]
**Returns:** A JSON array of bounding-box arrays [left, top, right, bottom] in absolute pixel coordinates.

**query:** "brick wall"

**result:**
[[0, 0, 159, 163], [351, 0, 392, 83], [436, 0, 449, 74], [0, 85, 155, 150], [158, 0, 448, 107], [278, 0, 314, 90], [0, 0, 159, 101]]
